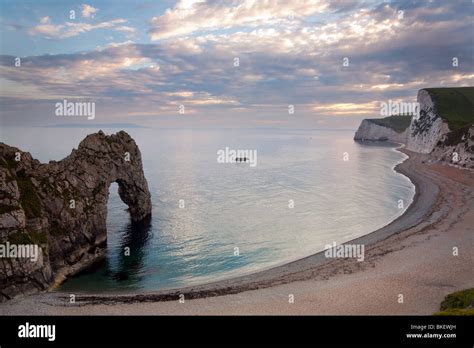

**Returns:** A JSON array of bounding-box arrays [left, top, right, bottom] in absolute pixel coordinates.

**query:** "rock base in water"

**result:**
[[0, 130, 152, 301]]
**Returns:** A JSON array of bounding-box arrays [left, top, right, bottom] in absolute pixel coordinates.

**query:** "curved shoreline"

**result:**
[[2, 146, 473, 315], [48, 148, 440, 305]]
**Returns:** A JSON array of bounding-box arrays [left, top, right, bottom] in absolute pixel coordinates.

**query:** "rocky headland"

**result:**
[[354, 115, 410, 143], [0, 131, 151, 301], [355, 87, 474, 168]]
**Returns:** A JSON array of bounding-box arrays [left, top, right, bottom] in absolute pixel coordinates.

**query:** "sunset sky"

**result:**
[[0, 0, 473, 129]]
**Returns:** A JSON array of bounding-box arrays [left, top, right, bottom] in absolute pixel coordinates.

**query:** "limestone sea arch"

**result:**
[[0, 130, 152, 301]]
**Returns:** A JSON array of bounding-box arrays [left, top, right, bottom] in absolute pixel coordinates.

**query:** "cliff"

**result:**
[[406, 87, 474, 167], [354, 115, 410, 143], [0, 131, 152, 301], [354, 87, 474, 168]]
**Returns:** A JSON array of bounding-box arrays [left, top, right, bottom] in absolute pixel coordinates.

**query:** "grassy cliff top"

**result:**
[[424, 87, 474, 130], [367, 115, 411, 133]]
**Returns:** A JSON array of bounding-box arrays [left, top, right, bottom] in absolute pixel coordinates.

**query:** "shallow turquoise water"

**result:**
[[2, 128, 414, 293]]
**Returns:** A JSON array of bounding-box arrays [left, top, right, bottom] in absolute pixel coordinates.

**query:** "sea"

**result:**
[[1, 127, 415, 293]]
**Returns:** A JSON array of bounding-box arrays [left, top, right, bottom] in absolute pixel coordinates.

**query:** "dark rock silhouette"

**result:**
[[0, 130, 152, 301]]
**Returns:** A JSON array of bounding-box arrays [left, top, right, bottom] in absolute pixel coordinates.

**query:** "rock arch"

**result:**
[[0, 131, 152, 301]]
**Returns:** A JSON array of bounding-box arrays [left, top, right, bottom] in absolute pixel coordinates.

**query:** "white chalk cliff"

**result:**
[[355, 87, 474, 168], [406, 89, 450, 153], [354, 119, 408, 143], [406, 89, 473, 167]]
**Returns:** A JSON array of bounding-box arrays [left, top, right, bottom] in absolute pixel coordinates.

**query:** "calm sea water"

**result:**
[[2, 127, 414, 293]]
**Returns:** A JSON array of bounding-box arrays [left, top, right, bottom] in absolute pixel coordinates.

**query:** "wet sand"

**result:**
[[1, 149, 473, 315]]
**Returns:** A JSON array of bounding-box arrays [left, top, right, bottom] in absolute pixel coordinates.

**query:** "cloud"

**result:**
[[149, 0, 332, 40], [28, 17, 135, 39], [2, 0, 473, 126], [311, 101, 379, 116], [28, 16, 64, 38], [81, 4, 98, 18]]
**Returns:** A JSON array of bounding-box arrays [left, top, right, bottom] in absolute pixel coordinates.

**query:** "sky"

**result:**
[[0, 0, 473, 129]]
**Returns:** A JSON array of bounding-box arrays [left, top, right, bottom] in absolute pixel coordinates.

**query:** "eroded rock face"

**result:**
[[406, 90, 449, 153], [354, 119, 408, 143], [407, 89, 474, 167], [0, 131, 151, 301]]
